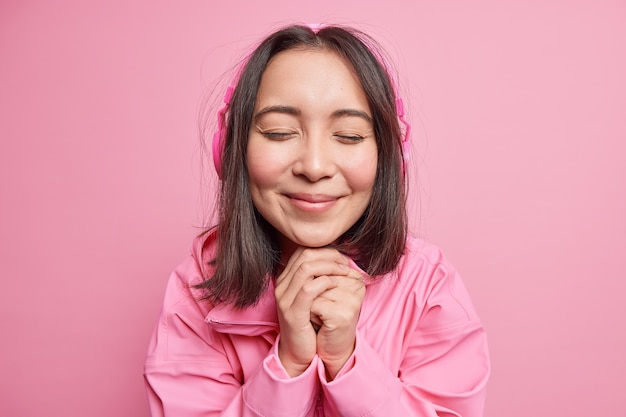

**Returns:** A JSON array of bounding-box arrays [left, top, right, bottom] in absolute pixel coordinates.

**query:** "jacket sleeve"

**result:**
[[143, 255, 319, 417], [318, 259, 490, 417]]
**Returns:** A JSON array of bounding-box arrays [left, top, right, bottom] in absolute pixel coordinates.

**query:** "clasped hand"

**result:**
[[275, 247, 365, 380]]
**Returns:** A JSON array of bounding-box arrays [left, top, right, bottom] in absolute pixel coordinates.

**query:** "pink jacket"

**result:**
[[144, 232, 490, 416]]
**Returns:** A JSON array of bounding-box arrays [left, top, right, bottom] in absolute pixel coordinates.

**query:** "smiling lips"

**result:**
[[285, 193, 340, 212]]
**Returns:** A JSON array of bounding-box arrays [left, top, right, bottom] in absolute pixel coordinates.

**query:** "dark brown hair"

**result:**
[[197, 24, 408, 308]]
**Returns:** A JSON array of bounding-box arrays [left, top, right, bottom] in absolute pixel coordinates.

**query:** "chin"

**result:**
[[289, 232, 342, 249], [294, 238, 336, 248]]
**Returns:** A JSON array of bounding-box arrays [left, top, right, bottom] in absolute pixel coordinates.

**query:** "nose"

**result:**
[[291, 133, 337, 182]]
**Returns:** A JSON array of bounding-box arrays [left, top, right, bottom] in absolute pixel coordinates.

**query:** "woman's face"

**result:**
[[247, 48, 378, 255]]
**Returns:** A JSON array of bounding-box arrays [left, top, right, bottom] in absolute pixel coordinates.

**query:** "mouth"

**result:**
[[284, 193, 340, 212]]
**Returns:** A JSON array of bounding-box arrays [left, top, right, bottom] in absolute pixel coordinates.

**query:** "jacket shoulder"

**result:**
[[398, 235, 453, 275]]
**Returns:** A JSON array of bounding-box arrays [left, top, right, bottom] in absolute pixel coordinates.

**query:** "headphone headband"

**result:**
[[212, 24, 410, 178]]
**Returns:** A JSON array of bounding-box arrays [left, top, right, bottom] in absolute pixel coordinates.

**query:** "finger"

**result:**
[[314, 274, 365, 304], [289, 275, 339, 312], [310, 292, 362, 331], [284, 247, 349, 277], [309, 297, 341, 330], [277, 275, 339, 331], [277, 247, 347, 289], [345, 267, 363, 281], [310, 312, 322, 333], [276, 246, 306, 287], [276, 249, 350, 301]]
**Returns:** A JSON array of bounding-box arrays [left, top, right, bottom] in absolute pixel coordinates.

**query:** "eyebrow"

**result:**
[[330, 108, 373, 123], [254, 106, 372, 123], [254, 105, 300, 120]]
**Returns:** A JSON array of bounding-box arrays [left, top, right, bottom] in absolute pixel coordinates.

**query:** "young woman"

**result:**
[[144, 24, 489, 417]]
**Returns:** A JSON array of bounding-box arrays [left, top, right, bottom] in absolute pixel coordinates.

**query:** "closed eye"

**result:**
[[333, 133, 371, 145], [259, 130, 297, 140], [335, 134, 366, 143]]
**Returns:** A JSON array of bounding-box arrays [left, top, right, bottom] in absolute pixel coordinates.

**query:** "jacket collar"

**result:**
[[204, 279, 279, 336]]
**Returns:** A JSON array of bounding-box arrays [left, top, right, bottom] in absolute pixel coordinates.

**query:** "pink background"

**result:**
[[1, 1, 625, 416]]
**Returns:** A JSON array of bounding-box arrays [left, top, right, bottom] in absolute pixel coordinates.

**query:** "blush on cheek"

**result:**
[[247, 158, 280, 188], [346, 160, 377, 191], [353, 172, 377, 191]]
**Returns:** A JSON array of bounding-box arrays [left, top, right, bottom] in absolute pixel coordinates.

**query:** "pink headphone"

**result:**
[[212, 24, 411, 178]]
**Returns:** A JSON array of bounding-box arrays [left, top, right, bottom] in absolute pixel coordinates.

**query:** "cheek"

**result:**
[[354, 164, 377, 192], [345, 152, 378, 194], [246, 141, 283, 193]]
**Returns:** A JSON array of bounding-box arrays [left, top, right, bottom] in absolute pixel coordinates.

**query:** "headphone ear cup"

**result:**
[[395, 98, 411, 176], [212, 87, 235, 179], [401, 138, 410, 176], [212, 129, 224, 179]]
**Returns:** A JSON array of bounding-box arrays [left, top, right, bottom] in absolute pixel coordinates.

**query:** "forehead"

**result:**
[[266, 46, 351, 69], [255, 48, 369, 112], [264, 47, 356, 79]]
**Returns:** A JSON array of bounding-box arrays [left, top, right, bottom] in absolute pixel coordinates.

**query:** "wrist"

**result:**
[[321, 352, 353, 381], [278, 345, 312, 377]]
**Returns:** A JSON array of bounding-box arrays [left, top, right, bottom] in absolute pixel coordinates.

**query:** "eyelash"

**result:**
[[335, 134, 365, 143], [260, 131, 365, 143], [262, 131, 293, 140]]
